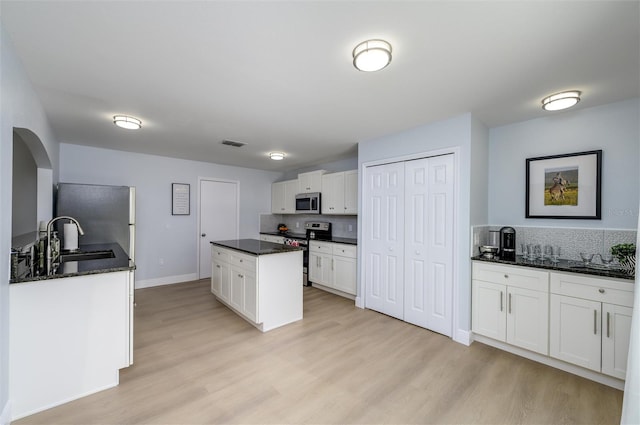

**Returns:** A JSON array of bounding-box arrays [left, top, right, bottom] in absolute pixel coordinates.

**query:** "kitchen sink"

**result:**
[[60, 249, 115, 262]]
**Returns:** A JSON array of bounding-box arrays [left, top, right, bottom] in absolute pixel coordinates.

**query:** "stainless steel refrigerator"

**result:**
[[56, 183, 136, 260], [55, 182, 136, 365]]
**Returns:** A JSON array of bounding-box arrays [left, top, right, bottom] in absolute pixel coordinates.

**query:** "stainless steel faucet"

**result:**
[[46, 216, 85, 274]]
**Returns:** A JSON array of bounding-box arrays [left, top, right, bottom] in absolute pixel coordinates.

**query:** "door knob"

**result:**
[[201, 233, 206, 237]]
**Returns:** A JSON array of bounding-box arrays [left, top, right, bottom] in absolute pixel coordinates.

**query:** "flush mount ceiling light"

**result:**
[[352, 39, 392, 72], [269, 152, 285, 161], [541, 91, 581, 111], [113, 115, 142, 130]]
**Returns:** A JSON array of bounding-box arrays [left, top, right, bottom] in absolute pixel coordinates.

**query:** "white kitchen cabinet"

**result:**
[[472, 262, 549, 355], [211, 247, 231, 303], [549, 272, 634, 380], [321, 170, 358, 215], [332, 243, 357, 295], [309, 241, 357, 297], [271, 179, 298, 214], [210, 244, 303, 332], [344, 170, 358, 214], [309, 241, 333, 287], [298, 170, 325, 193]]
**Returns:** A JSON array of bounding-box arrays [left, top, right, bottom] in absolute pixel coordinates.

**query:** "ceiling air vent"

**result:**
[[221, 139, 246, 148]]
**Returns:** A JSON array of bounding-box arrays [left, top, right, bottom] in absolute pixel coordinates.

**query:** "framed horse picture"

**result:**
[[525, 150, 602, 219]]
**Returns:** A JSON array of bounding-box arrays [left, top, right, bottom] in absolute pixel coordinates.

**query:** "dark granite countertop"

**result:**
[[472, 255, 635, 281], [211, 239, 303, 256], [259, 232, 357, 245], [11, 242, 135, 284]]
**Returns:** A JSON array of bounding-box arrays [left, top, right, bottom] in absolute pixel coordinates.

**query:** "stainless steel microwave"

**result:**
[[295, 192, 321, 214]]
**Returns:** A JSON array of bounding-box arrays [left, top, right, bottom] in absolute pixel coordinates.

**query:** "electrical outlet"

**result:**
[[296, 222, 300, 228], [348, 224, 353, 232]]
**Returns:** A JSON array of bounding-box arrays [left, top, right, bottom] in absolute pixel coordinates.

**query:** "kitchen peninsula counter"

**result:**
[[210, 239, 303, 332], [11, 242, 135, 284]]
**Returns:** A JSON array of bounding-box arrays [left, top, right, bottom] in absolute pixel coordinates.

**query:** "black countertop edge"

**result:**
[[471, 255, 635, 281], [211, 239, 303, 256], [259, 232, 357, 245], [11, 242, 135, 284]]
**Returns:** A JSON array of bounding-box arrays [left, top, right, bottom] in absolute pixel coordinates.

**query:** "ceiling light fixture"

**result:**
[[541, 91, 581, 111], [269, 152, 285, 161], [113, 115, 142, 130], [352, 39, 392, 72]]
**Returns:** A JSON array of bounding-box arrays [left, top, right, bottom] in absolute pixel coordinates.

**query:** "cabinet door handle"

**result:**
[[500, 291, 504, 312], [332, 259, 334, 271], [238, 273, 243, 278], [599, 288, 605, 294], [504, 274, 508, 279], [216, 265, 220, 268], [594, 310, 598, 335], [508, 293, 512, 314], [607, 312, 611, 338]]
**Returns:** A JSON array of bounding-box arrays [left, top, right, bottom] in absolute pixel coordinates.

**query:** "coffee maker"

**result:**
[[500, 226, 516, 261]]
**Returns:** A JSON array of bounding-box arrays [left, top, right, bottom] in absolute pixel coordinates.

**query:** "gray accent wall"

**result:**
[[1, 25, 60, 423], [358, 113, 490, 339], [59, 144, 281, 283], [488, 98, 640, 229]]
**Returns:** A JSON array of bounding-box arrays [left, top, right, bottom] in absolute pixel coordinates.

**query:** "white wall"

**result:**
[[488, 98, 640, 229], [1, 25, 59, 424], [59, 144, 281, 285], [358, 113, 488, 342], [11, 133, 38, 238]]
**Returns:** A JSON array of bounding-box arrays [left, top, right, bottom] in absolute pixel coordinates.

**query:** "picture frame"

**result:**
[[172, 183, 190, 215], [525, 150, 602, 219]]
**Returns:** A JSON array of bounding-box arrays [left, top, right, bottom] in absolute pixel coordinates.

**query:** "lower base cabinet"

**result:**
[[472, 262, 549, 355], [309, 241, 357, 297], [211, 244, 303, 332], [472, 260, 635, 385], [549, 272, 634, 380]]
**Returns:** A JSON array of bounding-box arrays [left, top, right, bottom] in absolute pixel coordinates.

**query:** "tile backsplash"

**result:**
[[259, 213, 357, 239], [472, 225, 637, 262]]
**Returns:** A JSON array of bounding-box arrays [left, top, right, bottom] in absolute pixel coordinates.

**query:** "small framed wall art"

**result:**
[[525, 150, 602, 219], [172, 183, 190, 215]]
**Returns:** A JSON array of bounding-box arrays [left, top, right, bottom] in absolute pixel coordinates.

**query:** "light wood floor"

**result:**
[[16, 279, 623, 424]]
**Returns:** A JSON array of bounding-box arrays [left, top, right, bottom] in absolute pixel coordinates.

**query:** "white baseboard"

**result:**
[[454, 329, 472, 346], [135, 273, 199, 289], [1, 400, 10, 425]]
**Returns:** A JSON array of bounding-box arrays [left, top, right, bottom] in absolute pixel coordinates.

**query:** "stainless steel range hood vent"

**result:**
[[221, 139, 246, 148]]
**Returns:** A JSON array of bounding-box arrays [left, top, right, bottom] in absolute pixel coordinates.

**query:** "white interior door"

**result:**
[[199, 179, 239, 279], [404, 154, 454, 336], [363, 162, 405, 319]]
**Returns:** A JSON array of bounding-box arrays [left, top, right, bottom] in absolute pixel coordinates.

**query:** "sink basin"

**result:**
[[60, 250, 115, 262]]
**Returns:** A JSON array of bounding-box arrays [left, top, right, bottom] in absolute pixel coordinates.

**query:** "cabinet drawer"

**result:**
[[231, 252, 256, 273], [472, 261, 549, 292], [550, 272, 634, 307], [333, 244, 357, 258], [309, 241, 333, 255], [211, 247, 231, 263]]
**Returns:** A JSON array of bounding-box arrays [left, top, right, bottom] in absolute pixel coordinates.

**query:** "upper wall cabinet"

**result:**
[[271, 179, 298, 214], [321, 170, 358, 215], [298, 170, 325, 193]]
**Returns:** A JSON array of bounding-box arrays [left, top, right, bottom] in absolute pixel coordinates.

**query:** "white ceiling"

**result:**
[[2, 1, 639, 172]]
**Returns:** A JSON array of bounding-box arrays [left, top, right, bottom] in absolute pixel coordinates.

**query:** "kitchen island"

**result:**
[[210, 239, 303, 332]]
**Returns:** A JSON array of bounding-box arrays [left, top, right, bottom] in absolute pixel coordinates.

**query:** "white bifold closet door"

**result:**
[[364, 154, 454, 336]]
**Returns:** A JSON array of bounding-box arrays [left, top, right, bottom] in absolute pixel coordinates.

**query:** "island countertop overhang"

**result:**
[[210, 238, 303, 256]]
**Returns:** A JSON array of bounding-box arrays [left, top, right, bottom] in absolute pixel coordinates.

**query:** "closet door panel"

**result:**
[[364, 162, 405, 320]]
